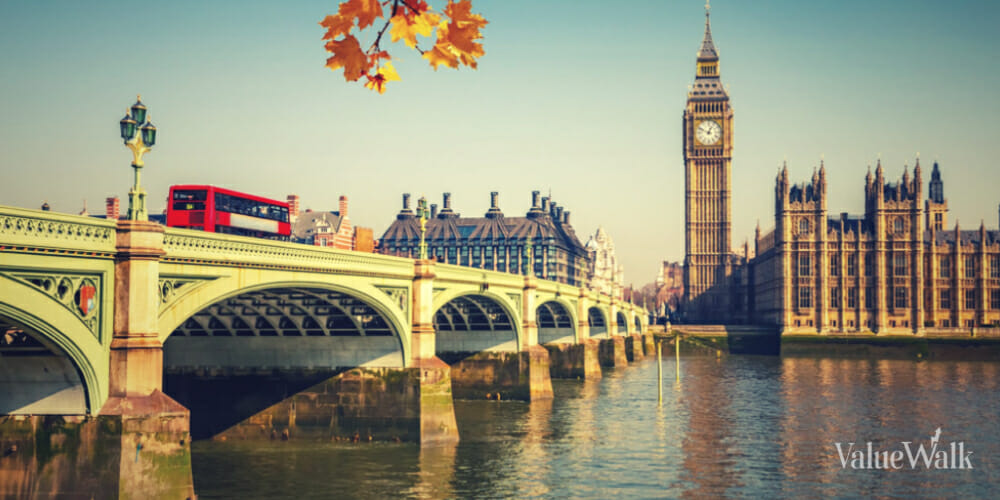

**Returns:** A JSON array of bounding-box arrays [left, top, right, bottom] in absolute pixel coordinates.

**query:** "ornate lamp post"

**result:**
[[416, 196, 429, 260], [118, 95, 157, 221]]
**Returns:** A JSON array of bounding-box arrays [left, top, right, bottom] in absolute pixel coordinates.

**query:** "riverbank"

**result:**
[[653, 326, 1000, 360]]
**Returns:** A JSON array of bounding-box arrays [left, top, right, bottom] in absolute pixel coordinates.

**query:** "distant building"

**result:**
[[291, 195, 372, 251], [655, 261, 685, 314], [584, 227, 623, 296], [378, 191, 590, 286]]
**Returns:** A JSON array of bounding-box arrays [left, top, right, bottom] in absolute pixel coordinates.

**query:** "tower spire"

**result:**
[[698, 0, 718, 61]]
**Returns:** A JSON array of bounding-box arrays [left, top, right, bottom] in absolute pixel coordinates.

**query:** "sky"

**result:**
[[2, 0, 999, 286]]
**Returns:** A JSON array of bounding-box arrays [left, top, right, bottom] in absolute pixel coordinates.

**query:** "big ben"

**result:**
[[683, 1, 734, 322]]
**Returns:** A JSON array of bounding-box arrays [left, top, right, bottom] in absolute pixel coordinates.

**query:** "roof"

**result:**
[[381, 203, 587, 254], [697, 7, 718, 61], [292, 211, 344, 240]]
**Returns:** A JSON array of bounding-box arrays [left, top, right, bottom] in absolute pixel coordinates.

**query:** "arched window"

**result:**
[[798, 218, 810, 234], [893, 218, 904, 234]]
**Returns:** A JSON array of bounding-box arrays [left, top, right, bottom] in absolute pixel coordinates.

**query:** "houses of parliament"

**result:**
[[682, 4, 1000, 334]]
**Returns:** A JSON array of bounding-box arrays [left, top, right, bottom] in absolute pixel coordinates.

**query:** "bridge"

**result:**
[[0, 205, 649, 498]]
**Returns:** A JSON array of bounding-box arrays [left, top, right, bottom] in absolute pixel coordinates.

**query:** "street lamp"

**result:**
[[118, 95, 157, 221], [523, 242, 533, 276], [416, 196, 430, 260]]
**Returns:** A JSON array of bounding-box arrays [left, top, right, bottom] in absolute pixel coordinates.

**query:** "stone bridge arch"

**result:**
[[588, 306, 608, 338], [432, 290, 521, 355], [617, 311, 630, 334], [158, 276, 411, 365], [0, 275, 105, 414], [536, 299, 577, 344]]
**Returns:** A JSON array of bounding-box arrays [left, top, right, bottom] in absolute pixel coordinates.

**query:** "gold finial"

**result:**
[[137, 94, 141, 101], [916, 151, 920, 158], [706, 0, 710, 13]]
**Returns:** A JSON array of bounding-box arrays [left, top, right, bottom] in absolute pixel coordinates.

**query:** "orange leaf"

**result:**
[[319, 13, 354, 40], [389, 11, 440, 48], [436, 0, 487, 68], [342, 0, 383, 30], [424, 39, 459, 70], [325, 35, 370, 81], [364, 62, 401, 94]]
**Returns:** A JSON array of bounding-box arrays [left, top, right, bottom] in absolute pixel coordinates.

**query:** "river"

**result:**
[[189, 349, 1000, 498]]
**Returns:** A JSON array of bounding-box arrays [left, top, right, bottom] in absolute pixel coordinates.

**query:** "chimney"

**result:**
[[555, 206, 564, 221], [549, 202, 558, 217], [531, 190, 540, 208], [486, 191, 503, 218], [403, 193, 411, 210], [287, 195, 300, 218], [431, 203, 438, 218], [339, 195, 348, 217], [443, 192, 452, 210], [105, 197, 120, 220], [563, 211, 570, 224], [541, 197, 550, 213]]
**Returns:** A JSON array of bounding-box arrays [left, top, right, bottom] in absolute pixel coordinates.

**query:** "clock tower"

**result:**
[[683, 0, 734, 322]]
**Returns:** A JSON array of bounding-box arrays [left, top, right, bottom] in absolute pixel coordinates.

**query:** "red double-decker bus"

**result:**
[[166, 185, 291, 240]]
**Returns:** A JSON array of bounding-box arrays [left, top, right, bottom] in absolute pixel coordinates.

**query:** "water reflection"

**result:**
[[190, 354, 1000, 499]]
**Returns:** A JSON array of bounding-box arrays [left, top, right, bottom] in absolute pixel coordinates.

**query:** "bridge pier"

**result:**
[[625, 334, 645, 362], [441, 345, 553, 401], [543, 339, 602, 380], [643, 333, 656, 356], [167, 361, 458, 445], [598, 336, 628, 368]]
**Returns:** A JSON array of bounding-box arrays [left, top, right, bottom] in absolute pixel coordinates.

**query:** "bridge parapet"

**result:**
[[0, 206, 116, 254], [162, 227, 415, 278]]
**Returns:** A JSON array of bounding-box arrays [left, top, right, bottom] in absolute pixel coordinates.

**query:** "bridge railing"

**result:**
[[431, 261, 526, 290], [0, 206, 117, 254], [162, 227, 415, 279]]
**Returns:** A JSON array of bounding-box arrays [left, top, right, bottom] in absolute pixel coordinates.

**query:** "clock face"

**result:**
[[695, 120, 722, 145]]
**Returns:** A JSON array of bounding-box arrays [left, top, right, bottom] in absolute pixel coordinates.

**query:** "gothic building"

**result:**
[[751, 161, 1000, 333], [677, 4, 1000, 333], [682, 2, 742, 322], [378, 191, 590, 286]]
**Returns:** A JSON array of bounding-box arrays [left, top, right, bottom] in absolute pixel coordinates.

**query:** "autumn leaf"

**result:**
[[321, 0, 487, 92], [364, 62, 401, 94], [325, 35, 370, 81], [389, 10, 441, 48], [424, 0, 486, 70], [320, 13, 354, 41], [424, 36, 459, 70]]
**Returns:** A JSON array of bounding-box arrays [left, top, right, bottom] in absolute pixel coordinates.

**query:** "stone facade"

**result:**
[[378, 191, 591, 286], [585, 227, 623, 297], [750, 161, 1000, 334]]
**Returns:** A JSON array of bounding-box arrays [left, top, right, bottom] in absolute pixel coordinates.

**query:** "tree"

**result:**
[[320, 0, 487, 93]]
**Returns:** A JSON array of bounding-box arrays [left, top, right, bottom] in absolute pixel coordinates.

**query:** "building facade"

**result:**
[[682, 4, 739, 322], [291, 195, 374, 252], [379, 191, 590, 286], [750, 161, 1000, 333], [585, 227, 624, 297]]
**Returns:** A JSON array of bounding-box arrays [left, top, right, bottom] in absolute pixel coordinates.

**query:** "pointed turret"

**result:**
[[929, 161, 945, 203]]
